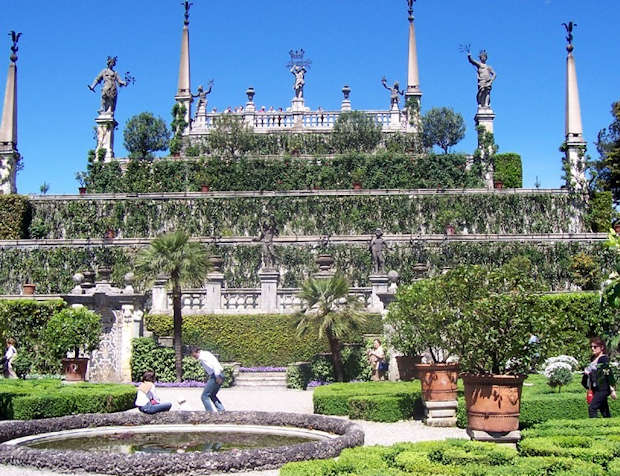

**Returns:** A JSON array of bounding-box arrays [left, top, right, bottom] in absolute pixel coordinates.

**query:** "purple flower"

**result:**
[[133, 381, 206, 387], [307, 380, 327, 388], [239, 366, 286, 373]]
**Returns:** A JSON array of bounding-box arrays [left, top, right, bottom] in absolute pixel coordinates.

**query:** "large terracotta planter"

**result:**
[[62, 358, 89, 381], [415, 363, 459, 401], [395, 355, 421, 381], [462, 373, 525, 432], [22, 283, 36, 295]]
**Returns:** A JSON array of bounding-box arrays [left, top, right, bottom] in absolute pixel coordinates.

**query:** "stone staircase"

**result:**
[[234, 371, 287, 389]]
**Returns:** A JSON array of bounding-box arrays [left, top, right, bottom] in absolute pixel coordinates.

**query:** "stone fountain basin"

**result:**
[[0, 411, 364, 475]]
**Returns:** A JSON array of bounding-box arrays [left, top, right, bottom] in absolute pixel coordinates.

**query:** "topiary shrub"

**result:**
[[43, 307, 102, 359], [493, 153, 523, 188]]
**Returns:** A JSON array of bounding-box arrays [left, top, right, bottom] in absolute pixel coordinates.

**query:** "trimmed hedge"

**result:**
[[0, 194, 31, 239], [313, 381, 422, 421], [0, 299, 67, 374], [280, 438, 607, 475], [145, 313, 382, 367], [493, 153, 523, 188], [0, 379, 136, 420]]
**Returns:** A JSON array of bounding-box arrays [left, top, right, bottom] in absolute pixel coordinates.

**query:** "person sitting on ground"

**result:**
[[191, 346, 225, 412], [135, 370, 172, 414]]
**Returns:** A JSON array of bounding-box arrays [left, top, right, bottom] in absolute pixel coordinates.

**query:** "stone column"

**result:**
[[151, 275, 169, 314], [369, 274, 390, 313], [0, 39, 19, 194], [205, 271, 225, 313], [259, 270, 280, 313], [95, 114, 116, 161], [175, 8, 193, 131], [564, 42, 587, 192], [244, 87, 256, 129], [405, 2, 422, 133], [475, 107, 496, 188]]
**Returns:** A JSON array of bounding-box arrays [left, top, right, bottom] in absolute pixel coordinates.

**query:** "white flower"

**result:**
[[543, 355, 579, 372]]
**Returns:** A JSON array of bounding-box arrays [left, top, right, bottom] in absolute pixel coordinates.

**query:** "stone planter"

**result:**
[[395, 355, 421, 381], [462, 373, 525, 433], [315, 254, 334, 272], [415, 363, 459, 401], [62, 357, 89, 381], [22, 283, 36, 295]]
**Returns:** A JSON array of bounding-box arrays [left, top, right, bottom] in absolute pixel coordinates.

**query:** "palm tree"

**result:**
[[295, 273, 367, 382], [135, 231, 210, 381]]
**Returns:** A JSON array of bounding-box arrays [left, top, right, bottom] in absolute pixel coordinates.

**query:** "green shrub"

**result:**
[[0, 379, 135, 420], [145, 313, 381, 366], [313, 381, 421, 418], [489, 456, 605, 476], [519, 436, 620, 466], [286, 362, 312, 390], [609, 458, 620, 476], [0, 194, 31, 239], [43, 307, 103, 359], [493, 153, 523, 188], [587, 191, 613, 232], [348, 394, 422, 422], [279, 458, 338, 476]]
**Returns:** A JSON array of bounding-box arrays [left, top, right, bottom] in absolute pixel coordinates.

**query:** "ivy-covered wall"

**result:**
[[0, 240, 612, 294], [493, 153, 523, 188], [84, 153, 485, 193], [0, 195, 31, 240], [29, 192, 586, 239]]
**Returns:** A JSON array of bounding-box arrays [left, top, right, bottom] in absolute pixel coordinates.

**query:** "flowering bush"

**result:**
[[542, 355, 579, 372], [239, 366, 286, 372], [543, 361, 573, 392]]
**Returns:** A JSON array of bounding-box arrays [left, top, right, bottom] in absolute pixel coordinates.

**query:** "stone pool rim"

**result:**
[[0, 411, 364, 475]]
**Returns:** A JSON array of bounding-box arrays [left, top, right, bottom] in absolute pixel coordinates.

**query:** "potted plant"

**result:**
[[493, 179, 504, 189], [444, 258, 546, 434], [351, 168, 364, 190], [437, 210, 459, 235], [386, 277, 459, 400], [43, 307, 103, 381], [75, 171, 88, 195], [22, 282, 36, 295]]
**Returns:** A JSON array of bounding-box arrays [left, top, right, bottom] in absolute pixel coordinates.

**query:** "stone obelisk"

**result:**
[[175, 1, 193, 132], [0, 32, 20, 194], [563, 22, 587, 192], [405, 0, 422, 132]]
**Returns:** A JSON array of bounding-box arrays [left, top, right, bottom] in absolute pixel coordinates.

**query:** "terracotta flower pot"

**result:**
[[104, 229, 115, 239], [22, 283, 36, 295], [614, 223, 620, 234], [62, 357, 89, 382], [493, 180, 504, 190], [78, 187, 87, 195], [352, 182, 362, 190], [395, 355, 422, 381], [201, 184, 210, 193], [445, 225, 455, 235], [461, 373, 525, 432], [415, 363, 459, 401]]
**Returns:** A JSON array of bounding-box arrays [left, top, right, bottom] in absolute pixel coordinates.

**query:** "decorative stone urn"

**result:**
[[208, 255, 224, 272], [62, 357, 89, 381], [315, 254, 334, 272], [461, 373, 526, 433], [415, 363, 459, 401]]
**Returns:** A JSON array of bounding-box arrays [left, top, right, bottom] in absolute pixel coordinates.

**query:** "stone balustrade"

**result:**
[[189, 108, 407, 134]]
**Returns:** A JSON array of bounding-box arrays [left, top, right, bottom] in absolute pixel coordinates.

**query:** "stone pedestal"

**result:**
[[95, 113, 116, 162], [290, 97, 307, 112], [205, 271, 224, 313], [369, 274, 389, 313], [341, 99, 351, 112], [259, 270, 280, 313], [475, 107, 496, 188], [424, 400, 458, 427], [389, 105, 401, 129], [0, 149, 17, 194], [467, 429, 521, 448], [151, 276, 169, 314]]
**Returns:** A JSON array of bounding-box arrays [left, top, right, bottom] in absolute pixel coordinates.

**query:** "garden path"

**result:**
[[0, 386, 467, 476]]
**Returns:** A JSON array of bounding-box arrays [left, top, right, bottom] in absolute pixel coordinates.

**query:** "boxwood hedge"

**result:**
[[0, 379, 136, 420]]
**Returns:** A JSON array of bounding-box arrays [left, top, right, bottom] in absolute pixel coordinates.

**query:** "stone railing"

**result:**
[[189, 108, 407, 135]]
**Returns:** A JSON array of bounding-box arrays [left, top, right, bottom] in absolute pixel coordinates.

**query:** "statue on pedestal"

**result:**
[[464, 46, 496, 109], [192, 80, 214, 118], [286, 49, 311, 100], [88, 56, 133, 115], [253, 219, 279, 270], [369, 228, 390, 274], [562, 21, 577, 52], [381, 77, 404, 109]]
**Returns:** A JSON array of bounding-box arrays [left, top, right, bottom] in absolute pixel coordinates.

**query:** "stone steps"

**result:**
[[234, 371, 287, 388]]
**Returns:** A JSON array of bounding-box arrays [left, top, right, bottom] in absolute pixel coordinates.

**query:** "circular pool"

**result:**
[[0, 411, 364, 474]]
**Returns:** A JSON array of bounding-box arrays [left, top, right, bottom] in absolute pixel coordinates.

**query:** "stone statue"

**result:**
[[381, 77, 404, 109], [290, 64, 306, 99], [192, 80, 213, 118], [369, 228, 389, 274], [88, 56, 129, 115], [466, 47, 496, 109], [253, 219, 279, 270], [9, 31, 21, 62]]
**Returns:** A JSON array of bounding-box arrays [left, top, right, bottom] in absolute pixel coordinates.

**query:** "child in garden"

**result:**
[[3, 338, 17, 379], [135, 370, 172, 414]]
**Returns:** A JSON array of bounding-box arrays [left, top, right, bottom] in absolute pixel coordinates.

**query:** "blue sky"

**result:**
[[1, 0, 618, 194]]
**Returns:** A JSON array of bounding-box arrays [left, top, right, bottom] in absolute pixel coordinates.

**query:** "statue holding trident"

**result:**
[[381, 77, 404, 109], [88, 56, 134, 115], [192, 80, 214, 118], [463, 45, 496, 109]]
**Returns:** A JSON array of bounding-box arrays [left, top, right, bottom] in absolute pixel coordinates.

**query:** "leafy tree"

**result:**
[[295, 273, 367, 382], [207, 115, 255, 157], [421, 107, 466, 154], [135, 231, 210, 380], [43, 307, 103, 359], [591, 101, 620, 203], [331, 111, 382, 153], [123, 112, 171, 159]]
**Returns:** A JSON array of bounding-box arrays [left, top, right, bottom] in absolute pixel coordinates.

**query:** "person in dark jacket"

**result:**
[[582, 337, 617, 418]]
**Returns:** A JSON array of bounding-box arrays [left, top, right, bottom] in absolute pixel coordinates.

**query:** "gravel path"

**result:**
[[0, 386, 467, 475]]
